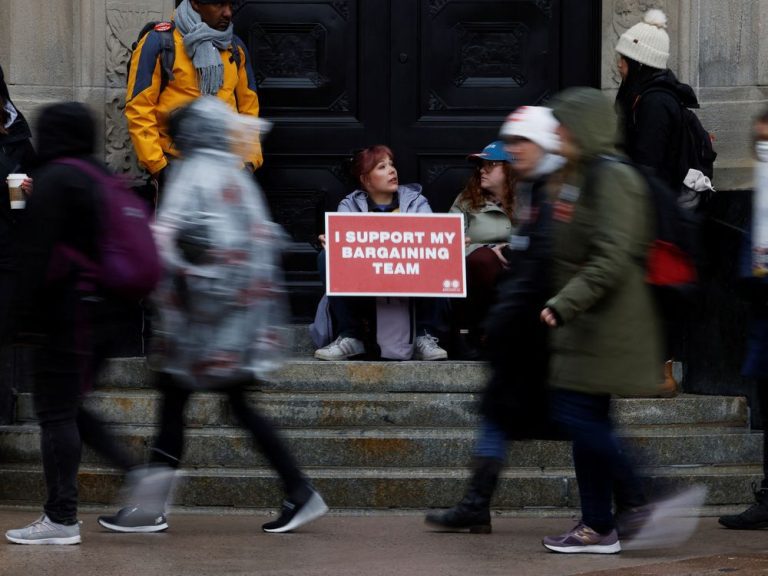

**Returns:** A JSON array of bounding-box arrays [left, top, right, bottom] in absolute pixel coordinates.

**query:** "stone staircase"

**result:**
[[0, 330, 763, 514]]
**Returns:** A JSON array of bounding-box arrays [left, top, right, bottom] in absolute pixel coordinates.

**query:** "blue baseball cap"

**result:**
[[467, 140, 511, 163]]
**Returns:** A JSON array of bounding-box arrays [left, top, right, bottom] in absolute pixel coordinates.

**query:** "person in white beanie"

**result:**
[[615, 8, 704, 394], [615, 8, 700, 191], [425, 106, 565, 533]]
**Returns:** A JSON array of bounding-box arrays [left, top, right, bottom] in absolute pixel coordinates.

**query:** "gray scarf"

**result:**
[[175, 0, 234, 95]]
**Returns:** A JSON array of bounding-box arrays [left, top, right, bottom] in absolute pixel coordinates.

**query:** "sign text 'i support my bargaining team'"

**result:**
[[325, 213, 466, 297]]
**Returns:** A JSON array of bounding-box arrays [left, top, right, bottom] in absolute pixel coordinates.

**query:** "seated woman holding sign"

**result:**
[[448, 140, 516, 351], [313, 145, 448, 362]]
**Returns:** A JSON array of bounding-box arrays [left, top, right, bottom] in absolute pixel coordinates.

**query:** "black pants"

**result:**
[[317, 250, 445, 341], [758, 380, 768, 487], [149, 372, 307, 498], [33, 292, 136, 524]]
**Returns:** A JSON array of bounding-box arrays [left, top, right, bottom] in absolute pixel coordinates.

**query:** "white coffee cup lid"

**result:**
[[6, 173, 27, 184]]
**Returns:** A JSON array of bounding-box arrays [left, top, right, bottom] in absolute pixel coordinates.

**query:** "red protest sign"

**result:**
[[325, 213, 466, 297]]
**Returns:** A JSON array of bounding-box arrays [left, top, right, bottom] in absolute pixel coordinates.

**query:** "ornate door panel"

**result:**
[[234, 0, 600, 319], [234, 0, 388, 246], [390, 0, 599, 212]]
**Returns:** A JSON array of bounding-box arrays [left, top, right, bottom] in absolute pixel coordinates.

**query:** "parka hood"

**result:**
[[35, 102, 95, 163], [550, 87, 618, 160]]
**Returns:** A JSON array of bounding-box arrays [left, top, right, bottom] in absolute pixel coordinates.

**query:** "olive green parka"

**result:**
[[546, 88, 663, 397]]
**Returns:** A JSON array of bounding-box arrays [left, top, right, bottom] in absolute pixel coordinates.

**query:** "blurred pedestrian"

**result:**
[[539, 88, 662, 554], [98, 97, 328, 534], [719, 106, 768, 530], [5, 102, 146, 545], [425, 106, 565, 532]]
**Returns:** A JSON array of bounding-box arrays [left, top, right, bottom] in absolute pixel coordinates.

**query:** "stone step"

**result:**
[[14, 392, 750, 429], [0, 463, 761, 510], [1, 424, 761, 469], [99, 358, 492, 392]]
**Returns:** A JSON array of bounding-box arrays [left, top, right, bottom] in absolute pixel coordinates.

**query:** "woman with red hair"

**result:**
[[314, 145, 448, 361]]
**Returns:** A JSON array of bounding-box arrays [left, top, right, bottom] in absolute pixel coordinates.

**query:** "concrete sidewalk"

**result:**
[[1, 509, 767, 576]]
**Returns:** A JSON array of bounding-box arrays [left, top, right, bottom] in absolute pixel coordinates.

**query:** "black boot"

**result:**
[[424, 457, 502, 533], [719, 484, 768, 530]]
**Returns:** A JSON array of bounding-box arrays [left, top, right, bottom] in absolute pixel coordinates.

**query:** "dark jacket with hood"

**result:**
[[15, 102, 104, 336], [0, 64, 36, 271], [616, 68, 699, 191], [481, 174, 562, 440]]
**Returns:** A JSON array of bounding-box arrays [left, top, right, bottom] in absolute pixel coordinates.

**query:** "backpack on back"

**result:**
[[636, 87, 717, 206], [128, 22, 176, 92], [589, 157, 700, 302], [126, 21, 242, 93], [51, 158, 162, 299]]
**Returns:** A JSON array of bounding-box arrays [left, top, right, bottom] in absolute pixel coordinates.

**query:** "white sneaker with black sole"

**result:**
[[262, 489, 329, 533]]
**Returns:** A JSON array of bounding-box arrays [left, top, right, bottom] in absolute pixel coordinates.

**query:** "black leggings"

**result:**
[[33, 293, 137, 524], [149, 372, 307, 498]]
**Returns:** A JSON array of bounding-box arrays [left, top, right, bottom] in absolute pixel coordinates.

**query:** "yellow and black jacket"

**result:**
[[125, 27, 262, 175]]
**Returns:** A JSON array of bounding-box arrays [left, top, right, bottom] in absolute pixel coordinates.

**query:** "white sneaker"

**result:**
[[262, 489, 329, 533], [314, 336, 365, 361], [414, 333, 448, 361], [6, 514, 81, 545]]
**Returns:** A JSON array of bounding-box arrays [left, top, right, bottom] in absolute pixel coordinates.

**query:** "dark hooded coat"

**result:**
[[481, 176, 562, 440], [0, 64, 36, 272], [616, 68, 699, 191], [14, 102, 105, 337]]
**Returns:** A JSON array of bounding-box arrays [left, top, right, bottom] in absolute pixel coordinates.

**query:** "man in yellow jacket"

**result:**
[[125, 0, 262, 192]]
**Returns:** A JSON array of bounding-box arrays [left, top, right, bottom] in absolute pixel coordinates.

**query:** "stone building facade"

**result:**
[[1, 0, 766, 397], [1, 0, 765, 190]]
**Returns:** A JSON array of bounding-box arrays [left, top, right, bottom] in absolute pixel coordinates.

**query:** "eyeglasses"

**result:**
[[478, 160, 506, 170]]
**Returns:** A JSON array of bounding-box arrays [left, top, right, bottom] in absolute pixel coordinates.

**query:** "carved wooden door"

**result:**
[[233, 0, 600, 319]]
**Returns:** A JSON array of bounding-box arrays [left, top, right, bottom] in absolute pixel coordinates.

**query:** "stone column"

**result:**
[[601, 0, 768, 191]]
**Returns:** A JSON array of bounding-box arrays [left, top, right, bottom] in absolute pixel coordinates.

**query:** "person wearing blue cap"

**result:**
[[448, 140, 516, 356]]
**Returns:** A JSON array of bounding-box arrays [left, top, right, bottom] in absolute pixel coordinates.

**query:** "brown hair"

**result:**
[[351, 145, 394, 189], [456, 163, 516, 219]]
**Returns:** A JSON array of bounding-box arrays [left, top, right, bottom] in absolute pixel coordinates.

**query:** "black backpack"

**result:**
[[127, 22, 176, 92], [126, 22, 242, 93], [588, 156, 700, 306], [637, 87, 717, 187]]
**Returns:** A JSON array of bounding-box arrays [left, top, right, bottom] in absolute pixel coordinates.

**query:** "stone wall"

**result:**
[[602, 0, 768, 191], [0, 0, 174, 179]]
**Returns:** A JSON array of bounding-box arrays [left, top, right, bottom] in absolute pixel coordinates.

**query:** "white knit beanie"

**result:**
[[499, 106, 560, 152], [615, 9, 670, 69]]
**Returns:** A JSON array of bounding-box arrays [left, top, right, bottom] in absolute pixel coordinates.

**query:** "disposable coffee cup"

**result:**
[[6, 173, 27, 209]]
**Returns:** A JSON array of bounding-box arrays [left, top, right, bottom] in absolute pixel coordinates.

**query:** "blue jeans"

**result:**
[[473, 417, 507, 461], [550, 389, 645, 534]]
